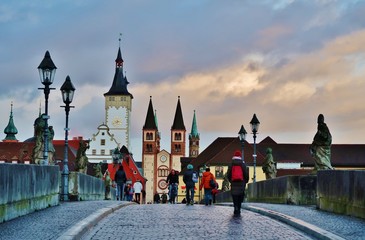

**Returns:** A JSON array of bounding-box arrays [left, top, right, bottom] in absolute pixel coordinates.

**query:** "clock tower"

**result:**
[[104, 43, 133, 149]]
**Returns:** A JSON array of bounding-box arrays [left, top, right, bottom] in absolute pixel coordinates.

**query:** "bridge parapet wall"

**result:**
[[0, 163, 60, 223], [317, 170, 365, 219], [246, 175, 317, 205], [68, 172, 116, 201]]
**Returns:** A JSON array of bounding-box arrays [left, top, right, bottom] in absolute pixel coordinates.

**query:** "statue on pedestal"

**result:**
[[32, 114, 55, 165], [94, 162, 103, 179], [262, 147, 277, 179], [310, 114, 333, 173], [75, 140, 89, 174]]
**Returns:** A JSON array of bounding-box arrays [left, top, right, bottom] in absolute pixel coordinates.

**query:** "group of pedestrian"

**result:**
[[108, 150, 248, 216], [103, 165, 144, 204]]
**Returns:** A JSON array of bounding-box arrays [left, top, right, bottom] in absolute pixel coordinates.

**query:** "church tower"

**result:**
[[189, 110, 199, 157], [104, 39, 133, 149], [142, 96, 160, 201], [170, 96, 186, 171]]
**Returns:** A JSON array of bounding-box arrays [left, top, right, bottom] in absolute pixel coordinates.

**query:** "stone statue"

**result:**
[[222, 172, 230, 192], [32, 114, 55, 165], [310, 114, 334, 172], [94, 162, 103, 179], [75, 140, 89, 174], [32, 115, 44, 164], [262, 148, 277, 179]]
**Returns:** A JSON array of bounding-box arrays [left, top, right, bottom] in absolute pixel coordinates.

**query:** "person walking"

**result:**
[[166, 169, 179, 204], [227, 150, 249, 216], [183, 164, 196, 205], [133, 179, 143, 204], [199, 167, 216, 206], [114, 165, 127, 201]]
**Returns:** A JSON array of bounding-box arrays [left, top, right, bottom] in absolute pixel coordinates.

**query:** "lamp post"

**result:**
[[238, 125, 247, 162], [38, 51, 57, 165], [250, 114, 260, 183], [112, 147, 121, 165], [60, 76, 75, 201]]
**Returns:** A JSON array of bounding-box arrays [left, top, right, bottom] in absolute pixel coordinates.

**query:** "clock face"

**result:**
[[112, 117, 122, 127], [160, 155, 167, 162], [158, 179, 168, 189]]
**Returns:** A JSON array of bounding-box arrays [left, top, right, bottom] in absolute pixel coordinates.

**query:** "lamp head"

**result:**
[[60, 76, 76, 104], [250, 113, 260, 133], [238, 125, 247, 142], [38, 51, 57, 85]]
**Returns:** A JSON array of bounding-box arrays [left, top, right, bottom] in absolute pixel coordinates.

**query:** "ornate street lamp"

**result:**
[[250, 114, 260, 183], [38, 51, 57, 165], [238, 125, 247, 162], [112, 147, 121, 165], [60, 76, 75, 201]]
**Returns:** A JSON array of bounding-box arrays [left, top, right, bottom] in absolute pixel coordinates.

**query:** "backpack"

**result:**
[[232, 165, 244, 181], [192, 171, 199, 183], [209, 179, 216, 189]]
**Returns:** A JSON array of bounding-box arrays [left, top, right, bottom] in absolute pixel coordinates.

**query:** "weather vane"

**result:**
[[119, 33, 122, 47]]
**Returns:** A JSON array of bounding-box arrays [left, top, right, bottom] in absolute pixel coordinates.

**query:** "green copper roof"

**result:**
[[154, 110, 159, 130], [4, 103, 18, 141], [189, 110, 199, 139]]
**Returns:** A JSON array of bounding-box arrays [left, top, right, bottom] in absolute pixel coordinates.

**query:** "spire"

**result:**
[[171, 96, 186, 130], [116, 33, 124, 68], [104, 37, 133, 98], [3, 102, 18, 141], [189, 110, 199, 139], [143, 96, 157, 130]]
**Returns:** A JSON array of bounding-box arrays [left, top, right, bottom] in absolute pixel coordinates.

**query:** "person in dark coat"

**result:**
[[227, 150, 249, 216], [183, 164, 195, 205], [166, 169, 179, 204], [114, 165, 127, 201]]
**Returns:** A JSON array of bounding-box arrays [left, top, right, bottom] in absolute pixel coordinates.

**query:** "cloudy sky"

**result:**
[[1, 0, 365, 161]]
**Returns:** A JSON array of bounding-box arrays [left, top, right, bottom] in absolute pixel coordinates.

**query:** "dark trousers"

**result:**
[[232, 194, 244, 213], [105, 186, 110, 200], [135, 193, 141, 204]]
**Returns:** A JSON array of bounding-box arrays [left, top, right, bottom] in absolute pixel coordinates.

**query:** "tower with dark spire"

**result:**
[[189, 110, 200, 157], [170, 96, 186, 170], [104, 37, 133, 149], [142, 96, 161, 201], [3, 102, 18, 142]]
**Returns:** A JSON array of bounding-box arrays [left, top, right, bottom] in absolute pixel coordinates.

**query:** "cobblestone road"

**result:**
[[82, 204, 314, 240]]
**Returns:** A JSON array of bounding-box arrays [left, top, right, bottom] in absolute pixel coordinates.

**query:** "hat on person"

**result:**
[[187, 164, 193, 170], [232, 150, 242, 160]]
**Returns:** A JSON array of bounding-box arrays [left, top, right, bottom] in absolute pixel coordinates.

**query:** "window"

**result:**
[[101, 139, 105, 145], [174, 133, 182, 141], [101, 149, 105, 155], [158, 166, 169, 177], [146, 144, 153, 153], [215, 166, 224, 178], [174, 144, 181, 153], [92, 149, 96, 155], [146, 132, 153, 140]]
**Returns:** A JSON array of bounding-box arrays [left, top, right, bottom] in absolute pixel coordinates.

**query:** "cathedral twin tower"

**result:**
[[102, 43, 200, 199]]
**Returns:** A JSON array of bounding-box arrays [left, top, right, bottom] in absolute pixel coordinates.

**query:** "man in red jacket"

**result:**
[[199, 168, 216, 206]]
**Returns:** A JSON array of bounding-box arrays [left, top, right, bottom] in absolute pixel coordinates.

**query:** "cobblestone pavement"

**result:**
[[0, 201, 127, 240], [243, 203, 365, 240], [81, 204, 315, 240], [1, 201, 363, 240]]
